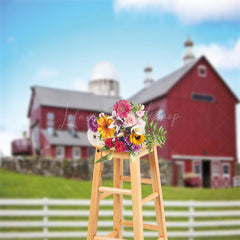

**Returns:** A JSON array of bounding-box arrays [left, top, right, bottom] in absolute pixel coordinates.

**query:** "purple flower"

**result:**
[[124, 145, 130, 152], [132, 144, 141, 153], [125, 135, 131, 146], [87, 115, 99, 132]]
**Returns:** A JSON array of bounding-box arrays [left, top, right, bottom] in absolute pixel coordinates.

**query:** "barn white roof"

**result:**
[[32, 86, 121, 113], [42, 130, 90, 147]]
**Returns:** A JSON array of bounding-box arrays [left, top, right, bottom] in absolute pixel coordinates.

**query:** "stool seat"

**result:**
[[87, 145, 168, 240]]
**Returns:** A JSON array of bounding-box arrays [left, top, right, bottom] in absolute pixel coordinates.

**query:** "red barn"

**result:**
[[130, 39, 238, 188], [27, 86, 120, 159], [24, 39, 238, 188]]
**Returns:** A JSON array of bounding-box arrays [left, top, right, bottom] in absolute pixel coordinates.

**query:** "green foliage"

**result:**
[[95, 152, 113, 163], [129, 150, 138, 163], [94, 146, 113, 163], [98, 145, 110, 152], [145, 119, 167, 154], [130, 102, 143, 116], [145, 130, 155, 154]]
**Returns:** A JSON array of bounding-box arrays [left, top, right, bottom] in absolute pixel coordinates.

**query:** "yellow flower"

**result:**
[[130, 132, 146, 145], [97, 115, 115, 139]]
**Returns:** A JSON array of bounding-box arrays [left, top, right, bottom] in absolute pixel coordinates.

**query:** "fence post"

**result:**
[[43, 197, 48, 240], [189, 200, 194, 240]]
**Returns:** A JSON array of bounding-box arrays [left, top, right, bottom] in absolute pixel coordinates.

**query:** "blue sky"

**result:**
[[1, 0, 240, 157]]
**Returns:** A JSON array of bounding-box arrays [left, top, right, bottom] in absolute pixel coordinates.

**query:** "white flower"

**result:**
[[108, 110, 124, 132], [131, 125, 145, 135], [137, 118, 146, 128], [99, 112, 105, 118], [87, 129, 103, 146]]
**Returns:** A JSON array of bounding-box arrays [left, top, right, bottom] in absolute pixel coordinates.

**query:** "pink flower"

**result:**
[[136, 110, 145, 117], [137, 118, 146, 128], [113, 100, 132, 119], [125, 113, 137, 127]]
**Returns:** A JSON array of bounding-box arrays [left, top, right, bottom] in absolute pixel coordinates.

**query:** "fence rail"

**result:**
[[0, 199, 240, 239], [234, 175, 240, 187]]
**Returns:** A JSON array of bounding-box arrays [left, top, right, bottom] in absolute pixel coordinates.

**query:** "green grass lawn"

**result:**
[[0, 168, 240, 240], [1, 168, 240, 200]]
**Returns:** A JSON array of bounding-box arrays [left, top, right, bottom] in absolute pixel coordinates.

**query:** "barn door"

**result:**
[[202, 160, 211, 188], [211, 161, 220, 188], [221, 163, 231, 188]]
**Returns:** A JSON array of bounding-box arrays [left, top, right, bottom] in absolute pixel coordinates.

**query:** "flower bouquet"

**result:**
[[87, 100, 167, 163]]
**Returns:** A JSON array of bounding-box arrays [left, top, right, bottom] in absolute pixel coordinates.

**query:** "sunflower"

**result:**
[[129, 132, 146, 145], [97, 115, 115, 139]]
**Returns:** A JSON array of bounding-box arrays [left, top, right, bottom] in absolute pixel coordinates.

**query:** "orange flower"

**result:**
[[97, 115, 115, 139]]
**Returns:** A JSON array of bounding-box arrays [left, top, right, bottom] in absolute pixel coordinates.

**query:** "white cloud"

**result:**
[[91, 61, 118, 80], [0, 129, 20, 157], [114, 0, 240, 23], [6, 36, 15, 44], [35, 66, 59, 80], [195, 38, 240, 71], [72, 78, 88, 92]]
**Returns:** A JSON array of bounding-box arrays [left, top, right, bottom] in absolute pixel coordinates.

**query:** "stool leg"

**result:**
[[130, 156, 144, 240], [149, 147, 168, 240], [113, 158, 123, 238], [87, 150, 104, 240]]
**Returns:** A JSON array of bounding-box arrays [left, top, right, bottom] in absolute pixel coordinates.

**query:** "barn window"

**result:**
[[194, 164, 201, 174], [68, 114, 77, 137], [56, 146, 64, 159], [198, 65, 207, 77], [192, 93, 214, 102], [68, 114, 75, 129], [222, 164, 230, 175], [47, 112, 55, 134], [73, 147, 81, 160]]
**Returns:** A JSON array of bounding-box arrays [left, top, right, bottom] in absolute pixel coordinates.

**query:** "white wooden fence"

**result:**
[[0, 199, 240, 239], [234, 176, 240, 187]]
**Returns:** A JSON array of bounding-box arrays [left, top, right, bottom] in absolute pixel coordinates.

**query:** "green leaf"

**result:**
[[106, 152, 113, 161], [150, 119, 155, 129], [98, 145, 110, 152], [129, 151, 137, 163], [158, 126, 163, 134], [95, 152, 113, 164], [153, 122, 157, 133]]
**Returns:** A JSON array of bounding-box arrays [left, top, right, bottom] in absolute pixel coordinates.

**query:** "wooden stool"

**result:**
[[87, 145, 168, 240]]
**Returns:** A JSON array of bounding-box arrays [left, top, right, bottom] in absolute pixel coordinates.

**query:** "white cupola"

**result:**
[[89, 61, 119, 96], [144, 65, 154, 88], [183, 37, 195, 65]]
